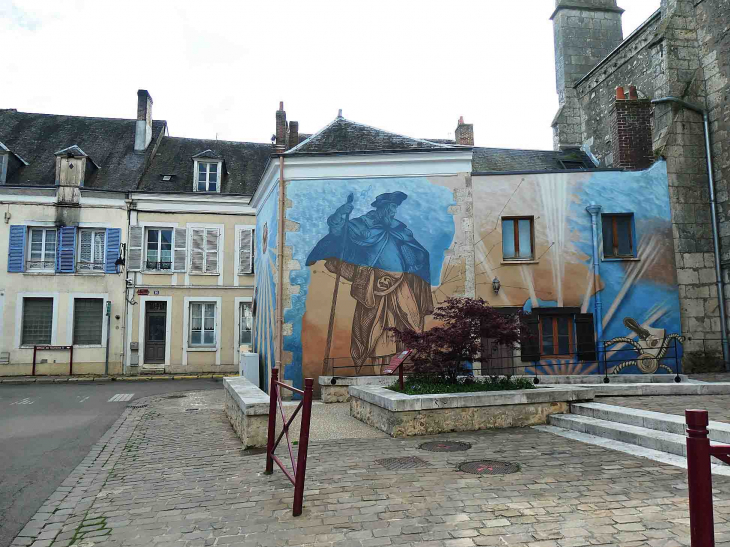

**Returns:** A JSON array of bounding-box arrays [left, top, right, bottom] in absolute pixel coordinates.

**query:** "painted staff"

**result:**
[[322, 193, 354, 375]]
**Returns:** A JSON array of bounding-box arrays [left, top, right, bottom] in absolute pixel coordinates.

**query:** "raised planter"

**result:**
[[223, 376, 269, 448], [319, 375, 395, 403], [349, 385, 595, 437]]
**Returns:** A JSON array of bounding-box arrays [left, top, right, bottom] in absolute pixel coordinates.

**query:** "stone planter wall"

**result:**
[[223, 377, 270, 448], [348, 385, 595, 437], [319, 376, 395, 403]]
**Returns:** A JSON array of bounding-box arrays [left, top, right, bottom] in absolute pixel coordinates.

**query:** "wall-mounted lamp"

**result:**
[[492, 276, 501, 295]]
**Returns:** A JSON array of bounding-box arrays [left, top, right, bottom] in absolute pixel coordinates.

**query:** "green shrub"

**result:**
[[387, 376, 535, 395]]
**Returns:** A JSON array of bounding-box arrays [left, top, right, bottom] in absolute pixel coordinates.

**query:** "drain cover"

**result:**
[[185, 408, 199, 412], [165, 394, 187, 399], [458, 460, 520, 475], [375, 456, 430, 470], [419, 441, 471, 452], [127, 402, 148, 409]]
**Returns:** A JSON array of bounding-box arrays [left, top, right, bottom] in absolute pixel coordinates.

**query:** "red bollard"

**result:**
[[292, 378, 314, 516], [264, 368, 279, 475], [686, 409, 715, 547]]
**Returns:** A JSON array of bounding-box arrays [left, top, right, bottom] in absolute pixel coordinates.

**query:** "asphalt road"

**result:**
[[0, 379, 224, 547]]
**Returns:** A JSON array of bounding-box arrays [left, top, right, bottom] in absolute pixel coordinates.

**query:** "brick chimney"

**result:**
[[455, 116, 474, 146], [275, 102, 287, 152], [134, 90, 153, 152], [288, 121, 299, 150], [610, 85, 654, 170]]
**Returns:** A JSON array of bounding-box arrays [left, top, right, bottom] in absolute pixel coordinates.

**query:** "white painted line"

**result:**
[[534, 425, 730, 477], [108, 394, 134, 402], [10, 398, 34, 405], [77, 396, 90, 403]]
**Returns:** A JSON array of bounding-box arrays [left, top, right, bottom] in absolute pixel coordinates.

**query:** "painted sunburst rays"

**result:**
[[473, 173, 593, 308], [253, 219, 278, 376]]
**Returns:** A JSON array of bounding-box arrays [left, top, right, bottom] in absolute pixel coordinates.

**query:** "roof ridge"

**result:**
[[285, 117, 341, 154], [337, 117, 452, 148], [0, 110, 167, 125], [163, 135, 271, 147]]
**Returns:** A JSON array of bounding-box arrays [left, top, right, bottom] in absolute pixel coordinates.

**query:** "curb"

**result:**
[[0, 373, 236, 385]]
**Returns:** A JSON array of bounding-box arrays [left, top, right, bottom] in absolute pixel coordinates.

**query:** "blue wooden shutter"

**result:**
[[7, 225, 26, 272], [56, 226, 76, 273], [105, 228, 121, 274]]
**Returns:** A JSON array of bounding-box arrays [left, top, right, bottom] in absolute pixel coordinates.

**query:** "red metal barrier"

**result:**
[[264, 368, 313, 516], [685, 409, 730, 546]]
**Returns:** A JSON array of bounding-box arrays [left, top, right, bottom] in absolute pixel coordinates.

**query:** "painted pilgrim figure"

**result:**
[[306, 191, 434, 367]]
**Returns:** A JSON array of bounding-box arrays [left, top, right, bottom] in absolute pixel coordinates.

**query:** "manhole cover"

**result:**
[[458, 460, 520, 475], [165, 394, 187, 399], [419, 441, 471, 452], [375, 456, 430, 470], [127, 402, 148, 409]]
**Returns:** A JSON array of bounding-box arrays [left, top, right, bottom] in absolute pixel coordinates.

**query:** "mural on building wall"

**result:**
[[285, 177, 459, 389], [604, 317, 685, 374], [253, 181, 279, 388], [472, 160, 683, 375]]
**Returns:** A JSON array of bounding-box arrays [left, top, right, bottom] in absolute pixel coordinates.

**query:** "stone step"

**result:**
[[571, 402, 730, 444], [548, 413, 688, 457]]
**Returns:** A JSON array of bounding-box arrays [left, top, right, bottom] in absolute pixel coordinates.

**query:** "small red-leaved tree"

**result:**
[[387, 297, 525, 383]]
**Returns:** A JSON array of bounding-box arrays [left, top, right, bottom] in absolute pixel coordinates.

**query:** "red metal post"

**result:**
[[399, 362, 404, 391], [32, 346, 37, 377], [265, 368, 279, 475], [686, 409, 715, 547], [292, 378, 314, 516], [69, 345, 74, 376]]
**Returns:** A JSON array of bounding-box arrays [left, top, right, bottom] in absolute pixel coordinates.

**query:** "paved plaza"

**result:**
[[11, 390, 730, 547]]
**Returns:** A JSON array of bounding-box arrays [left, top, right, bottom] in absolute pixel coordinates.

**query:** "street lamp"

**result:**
[[492, 277, 501, 295]]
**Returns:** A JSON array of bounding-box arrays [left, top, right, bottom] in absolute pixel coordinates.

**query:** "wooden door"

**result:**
[[144, 301, 167, 364]]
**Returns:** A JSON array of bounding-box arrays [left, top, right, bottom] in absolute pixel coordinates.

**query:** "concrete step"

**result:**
[[571, 402, 730, 444], [548, 413, 688, 457]]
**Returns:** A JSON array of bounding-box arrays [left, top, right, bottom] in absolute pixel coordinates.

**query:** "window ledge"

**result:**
[[142, 271, 176, 275], [501, 260, 540, 265], [602, 257, 640, 262], [186, 347, 218, 352], [189, 273, 220, 276], [22, 272, 55, 276], [73, 344, 105, 349], [75, 272, 105, 276]]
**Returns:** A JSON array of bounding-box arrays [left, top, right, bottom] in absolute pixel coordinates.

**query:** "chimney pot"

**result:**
[[458, 116, 464, 125], [279, 101, 284, 111], [616, 86, 626, 100], [134, 90, 153, 152], [628, 85, 638, 100]]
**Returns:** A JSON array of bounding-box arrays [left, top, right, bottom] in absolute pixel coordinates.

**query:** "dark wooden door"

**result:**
[[145, 301, 167, 363]]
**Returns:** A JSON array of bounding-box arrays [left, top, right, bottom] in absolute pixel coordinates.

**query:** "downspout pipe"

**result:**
[[275, 156, 285, 388], [652, 97, 730, 370], [586, 204, 604, 358]]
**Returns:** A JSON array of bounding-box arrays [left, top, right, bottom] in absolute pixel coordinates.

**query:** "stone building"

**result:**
[[551, 0, 730, 365]]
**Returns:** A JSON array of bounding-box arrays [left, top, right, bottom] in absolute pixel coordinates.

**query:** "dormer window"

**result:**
[[196, 161, 220, 192]]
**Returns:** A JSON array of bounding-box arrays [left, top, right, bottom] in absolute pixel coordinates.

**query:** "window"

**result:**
[[146, 228, 172, 270], [73, 298, 103, 345], [27, 228, 56, 270], [190, 228, 219, 274], [190, 302, 216, 346], [22, 297, 53, 345], [540, 315, 574, 358], [502, 217, 534, 260], [602, 214, 634, 258], [78, 229, 105, 271], [239, 302, 252, 346], [196, 162, 219, 192]]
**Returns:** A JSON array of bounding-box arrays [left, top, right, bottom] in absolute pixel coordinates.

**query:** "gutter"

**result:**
[[652, 97, 730, 370], [275, 157, 285, 389]]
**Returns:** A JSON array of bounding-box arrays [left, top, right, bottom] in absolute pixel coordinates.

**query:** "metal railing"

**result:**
[[264, 368, 313, 517], [324, 338, 683, 384], [26, 260, 55, 271], [77, 260, 105, 272], [145, 260, 172, 271], [685, 409, 730, 546]]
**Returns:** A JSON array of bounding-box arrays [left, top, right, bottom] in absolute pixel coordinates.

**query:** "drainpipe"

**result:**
[[586, 204, 604, 353], [652, 97, 730, 370], [275, 156, 285, 387]]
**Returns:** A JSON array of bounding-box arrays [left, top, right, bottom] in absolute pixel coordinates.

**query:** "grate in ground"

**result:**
[[419, 441, 471, 452], [458, 460, 520, 475], [165, 394, 187, 399], [375, 456, 431, 470], [127, 402, 148, 409]]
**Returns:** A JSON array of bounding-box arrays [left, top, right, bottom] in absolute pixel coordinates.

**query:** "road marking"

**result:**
[[77, 396, 90, 403], [10, 398, 34, 405], [108, 393, 134, 402]]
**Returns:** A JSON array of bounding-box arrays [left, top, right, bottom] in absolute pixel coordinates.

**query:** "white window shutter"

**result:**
[[128, 226, 144, 271], [190, 228, 205, 273], [173, 228, 187, 272], [205, 228, 219, 273], [239, 228, 254, 274]]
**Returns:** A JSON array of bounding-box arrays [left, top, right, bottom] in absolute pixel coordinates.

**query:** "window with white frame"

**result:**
[[27, 228, 57, 270], [22, 297, 53, 345], [190, 302, 216, 346], [146, 228, 173, 270], [77, 229, 105, 271], [190, 228, 219, 274], [239, 302, 252, 346], [73, 298, 103, 345], [196, 162, 220, 192]]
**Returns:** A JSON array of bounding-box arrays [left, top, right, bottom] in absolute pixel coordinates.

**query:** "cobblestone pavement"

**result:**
[[12, 390, 730, 547], [279, 402, 388, 441], [599, 395, 730, 423]]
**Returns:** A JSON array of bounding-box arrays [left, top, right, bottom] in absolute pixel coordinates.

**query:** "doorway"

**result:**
[[144, 301, 167, 364]]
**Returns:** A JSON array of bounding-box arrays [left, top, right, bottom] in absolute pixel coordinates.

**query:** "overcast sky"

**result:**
[[1, 1, 660, 150]]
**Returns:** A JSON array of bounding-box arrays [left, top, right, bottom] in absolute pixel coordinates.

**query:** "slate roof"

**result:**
[[472, 147, 595, 172], [137, 137, 272, 195], [287, 117, 455, 154], [0, 109, 166, 189]]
